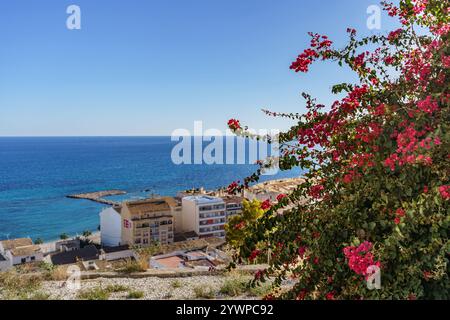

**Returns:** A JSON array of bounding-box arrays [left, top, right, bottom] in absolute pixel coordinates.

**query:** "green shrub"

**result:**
[[0, 271, 43, 300], [220, 277, 248, 297], [77, 287, 111, 300], [220, 275, 273, 297], [105, 284, 129, 293], [127, 290, 144, 299], [171, 279, 183, 289], [226, 0, 450, 300], [117, 259, 147, 273], [193, 285, 216, 299]]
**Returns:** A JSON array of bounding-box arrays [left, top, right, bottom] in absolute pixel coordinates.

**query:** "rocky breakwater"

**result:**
[[67, 190, 126, 205]]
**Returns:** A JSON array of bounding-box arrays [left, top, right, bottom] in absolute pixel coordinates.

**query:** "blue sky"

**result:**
[[0, 0, 399, 136]]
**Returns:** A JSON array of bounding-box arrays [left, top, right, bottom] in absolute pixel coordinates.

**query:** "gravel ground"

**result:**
[[40, 275, 259, 300]]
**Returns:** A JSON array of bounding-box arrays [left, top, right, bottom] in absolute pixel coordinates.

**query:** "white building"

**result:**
[[0, 252, 12, 272], [0, 238, 43, 266], [99, 206, 122, 247], [181, 196, 226, 239], [6, 246, 44, 265], [55, 239, 81, 252], [99, 197, 180, 247], [223, 196, 244, 220]]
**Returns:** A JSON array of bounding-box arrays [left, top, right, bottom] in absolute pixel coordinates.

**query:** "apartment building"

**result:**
[[164, 196, 183, 234], [122, 198, 176, 246], [100, 197, 177, 247], [181, 196, 226, 239], [223, 196, 244, 220]]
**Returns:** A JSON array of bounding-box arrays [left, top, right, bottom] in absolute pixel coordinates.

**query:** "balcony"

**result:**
[[136, 224, 150, 229], [199, 225, 225, 233], [199, 218, 226, 226], [199, 205, 225, 212], [199, 231, 226, 238], [199, 212, 225, 219]]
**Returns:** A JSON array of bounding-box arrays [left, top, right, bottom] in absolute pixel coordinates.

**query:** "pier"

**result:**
[[67, 190, 126, 206]]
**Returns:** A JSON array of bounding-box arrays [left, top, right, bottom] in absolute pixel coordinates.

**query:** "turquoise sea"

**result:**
[[0, 137, 299, 241]]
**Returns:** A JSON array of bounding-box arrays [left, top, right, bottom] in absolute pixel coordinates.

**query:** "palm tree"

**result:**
[[82, 230, 92, 238], [34, 238, 44, 245], [59, 233, 69, 240]]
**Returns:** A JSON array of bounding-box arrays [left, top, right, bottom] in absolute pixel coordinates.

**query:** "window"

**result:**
[[31, 256, 35, 261], [21, 258, 26, 264]]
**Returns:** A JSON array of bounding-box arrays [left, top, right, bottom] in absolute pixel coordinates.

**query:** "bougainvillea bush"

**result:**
[[226, 0, 449, 300]]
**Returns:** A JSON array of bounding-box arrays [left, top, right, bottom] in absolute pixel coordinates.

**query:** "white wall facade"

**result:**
[[100, 207, 122, 247], [101, 250, 136, 261], [8, 251, 44, 265], [182, 196, 226, 238], [0, 254, 12, 272]]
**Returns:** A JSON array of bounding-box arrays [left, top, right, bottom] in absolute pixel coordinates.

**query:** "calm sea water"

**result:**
[[0, 137, 300, 241]]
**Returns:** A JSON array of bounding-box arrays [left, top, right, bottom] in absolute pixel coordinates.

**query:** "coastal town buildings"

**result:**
[[100, 197, 177, 247], [121, 198, 175, 246], [164, 196, 183, 234], [100, 178, 300, 250], [0, 238, 43, 265], [100, 205, 122, 247], [50, 244, 100, 266], [7, 245, 43, 265], [181, 196, 226, 239], [99, 194, 232, 247], [244, 177, 304, 202], [223, 196, 244, 219], [0, 178, 304, 275], [0, 238, 33, 253], [99, 245, 135, 261], [55, 239, 81, 252], [149, 248, 226, 270]]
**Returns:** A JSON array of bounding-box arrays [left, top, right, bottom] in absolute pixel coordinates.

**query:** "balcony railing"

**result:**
[[199, 219, 226, 226], [199, 212, 225, 219]]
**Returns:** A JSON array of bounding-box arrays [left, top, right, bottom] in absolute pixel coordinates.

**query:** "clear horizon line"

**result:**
[[0, 135, 171, 137], [0, 135, 241, 138]]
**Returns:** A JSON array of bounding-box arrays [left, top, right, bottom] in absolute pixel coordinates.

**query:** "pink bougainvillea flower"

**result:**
[[227, 119, 241, 131], [261, 199, 272, 210], [343, 241, 381, 278], [438, 185, 450, 200], [396, 208, 406, 217], [325, 292, 336, 300]]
